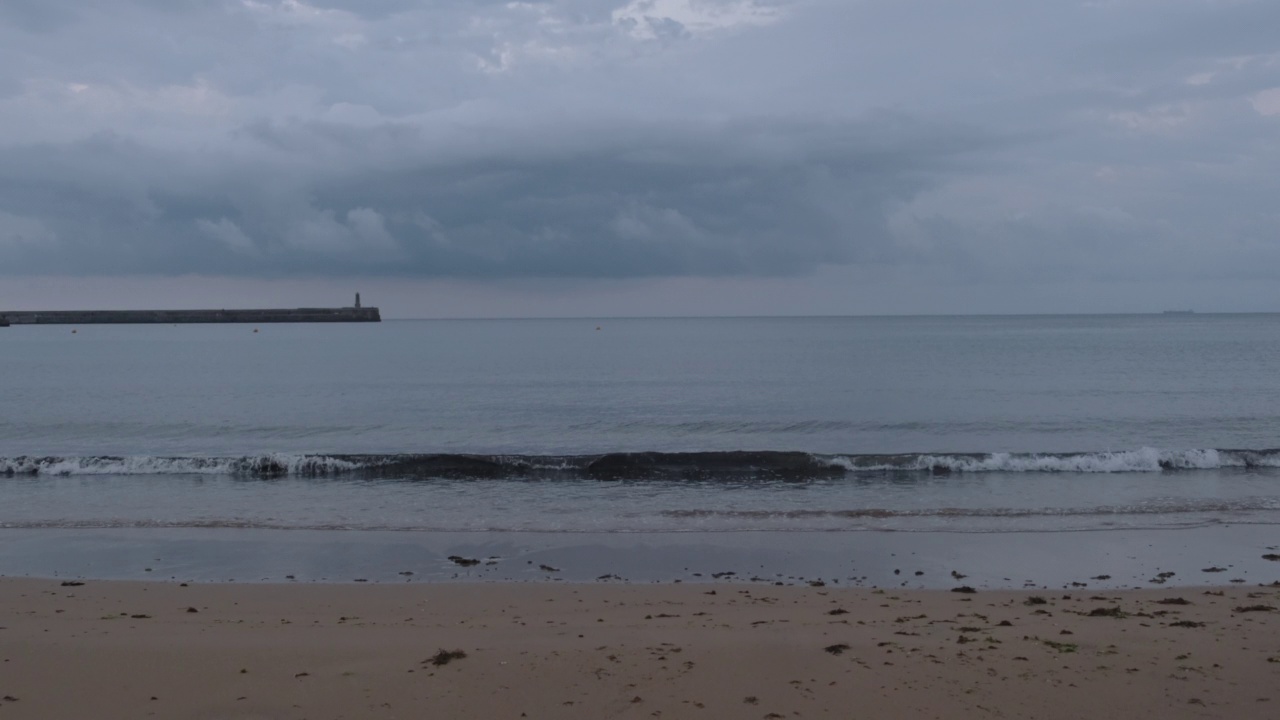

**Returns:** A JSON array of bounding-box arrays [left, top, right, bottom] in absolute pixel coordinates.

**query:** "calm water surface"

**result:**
[[2, 314, 1279, 533]]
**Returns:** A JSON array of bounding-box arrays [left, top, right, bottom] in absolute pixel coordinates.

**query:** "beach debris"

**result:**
[[186, 607, 199, 613], [428, 649, 468, 666], [950, 571, 968, 580], [60, 581, 85, 587], [823, 644, 851, 655], [1091, 575, 1111, 580], [130, 614, 152, 619], [1262, 554, 1280, 561], [951, 586, 977, 594], [1233, 605, 1275, 613], [538, 564, 560, 572], [1201, 567, 1227, 573], [1041, 639, 1078, 653], [1087, 607, 1127, 618], [744, 696, 759, 705], [827, 608, 849, 616], [294, 672, 309, 678], [1148, 572, 1176, 584], [1155, 598, 1191, 605], [1170, 621, 1205, 628], [1024, 596, 1048, 606], [2, 696, 18, 702], [596, 574, 621, 580], [447, 556, 480, 567]]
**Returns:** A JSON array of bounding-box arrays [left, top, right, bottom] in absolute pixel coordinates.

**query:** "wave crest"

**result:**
[[2, 447, 1279, 479], [0, 454, 363, 477], [823, 448, 1277, 474]]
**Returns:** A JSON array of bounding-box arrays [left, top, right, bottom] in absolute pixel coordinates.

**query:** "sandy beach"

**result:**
[[2, 578, 1278, 719]]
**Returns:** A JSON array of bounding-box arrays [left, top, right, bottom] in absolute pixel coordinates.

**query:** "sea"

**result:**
[[2, 314, 1279, 585]]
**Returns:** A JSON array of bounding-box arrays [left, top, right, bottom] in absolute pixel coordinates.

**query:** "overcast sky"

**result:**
[[1, 0, 1278, 316]]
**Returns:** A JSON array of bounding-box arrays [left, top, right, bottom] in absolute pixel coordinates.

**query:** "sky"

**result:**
[[1, 0, 1278, 317]]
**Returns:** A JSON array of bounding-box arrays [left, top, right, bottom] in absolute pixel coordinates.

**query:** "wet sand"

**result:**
[[6, 525, 1280, 589], [2, 578, 1279, 719]]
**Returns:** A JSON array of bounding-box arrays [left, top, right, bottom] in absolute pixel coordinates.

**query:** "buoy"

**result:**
[[253, 328, 259, 333], [71, 329, 77, 334], [596, 326, 601, 331]]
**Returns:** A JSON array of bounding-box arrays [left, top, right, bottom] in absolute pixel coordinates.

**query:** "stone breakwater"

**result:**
[[0, 307, 380, 324]]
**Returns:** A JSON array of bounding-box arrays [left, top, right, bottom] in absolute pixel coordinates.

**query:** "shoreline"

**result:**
[[2, 525, 1280, 590], [3, 577, 1278, 719]]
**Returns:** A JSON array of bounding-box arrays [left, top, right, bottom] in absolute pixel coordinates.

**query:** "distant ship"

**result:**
[[1161, 310, 1194, 315]]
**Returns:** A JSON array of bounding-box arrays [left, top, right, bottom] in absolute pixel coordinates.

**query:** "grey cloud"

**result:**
[[0, 114, 995, 278], [0, 76, 20, 100], [1105, 2, 1280, 65], [0, 0, 77, 33], [1, 0, 1278, 302], [307, 0, 429, 18]]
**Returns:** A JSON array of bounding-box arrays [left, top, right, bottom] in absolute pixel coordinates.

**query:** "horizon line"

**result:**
[[380, 310, 1277, 321]]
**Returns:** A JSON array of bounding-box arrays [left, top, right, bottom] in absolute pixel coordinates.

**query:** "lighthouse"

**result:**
[[355, 293, 361, 309]]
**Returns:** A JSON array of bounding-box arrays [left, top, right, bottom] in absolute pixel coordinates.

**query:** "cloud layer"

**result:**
[[1, 0, 1279, 301]]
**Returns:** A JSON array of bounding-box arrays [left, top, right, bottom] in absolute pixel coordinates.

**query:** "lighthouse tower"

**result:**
[[355, 293, 361, 309]]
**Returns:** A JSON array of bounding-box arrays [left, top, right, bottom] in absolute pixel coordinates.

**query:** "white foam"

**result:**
[[824, 448, 1272, 473], [0, 454, 363, 476]]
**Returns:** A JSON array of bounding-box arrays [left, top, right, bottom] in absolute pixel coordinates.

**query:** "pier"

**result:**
[[0, 295, 380, 325]]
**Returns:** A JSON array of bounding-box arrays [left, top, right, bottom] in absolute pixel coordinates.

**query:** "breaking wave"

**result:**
[[0, 454, 364, 477], [2, 447, 1280, 480], [824, 447, 1280, 474]]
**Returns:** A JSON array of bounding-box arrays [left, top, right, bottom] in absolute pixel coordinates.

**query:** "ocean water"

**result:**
[[3, 314, 1280, 536]]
